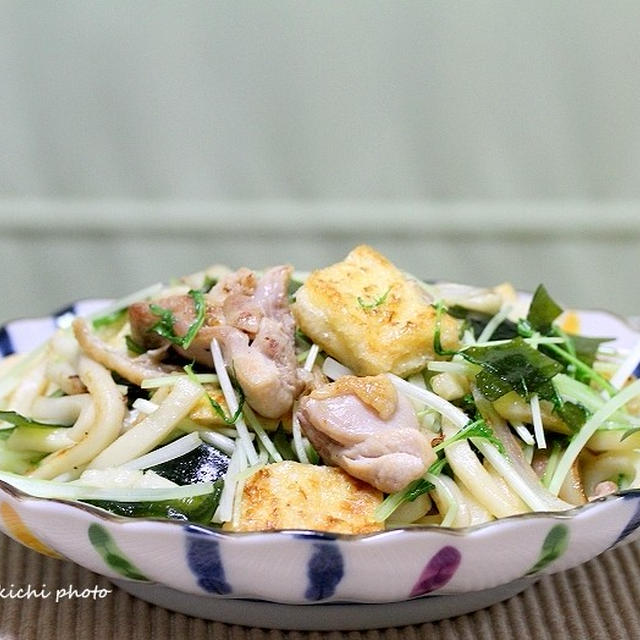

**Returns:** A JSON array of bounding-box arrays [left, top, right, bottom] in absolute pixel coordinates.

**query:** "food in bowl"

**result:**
[[0, 245, 639, 535]]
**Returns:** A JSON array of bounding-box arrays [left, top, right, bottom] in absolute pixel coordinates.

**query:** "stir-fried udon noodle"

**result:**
[[1, 245, 639, 534]]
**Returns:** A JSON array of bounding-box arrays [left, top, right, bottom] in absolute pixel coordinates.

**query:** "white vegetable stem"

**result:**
[[427, 472, 460, 527], [530, 394, 546, 449], [121, 432, 202, 470], [476, 305, 513, 343], [210, 338, 258, 465], [198, 430, 236, 456], [609, 337, 640, 390], [549, 378, 640, 495], [242, 404, 283, 463], [303, 344, 320, 372], [213, 443, 247, 523], [0, 470, 213, 501], [512, 421, 536, 446], [291, 401, 310, 464]]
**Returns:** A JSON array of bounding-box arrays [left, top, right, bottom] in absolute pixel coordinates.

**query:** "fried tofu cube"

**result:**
[[292, 245, 460, 376], [189, 385, 232, 427], [224, 461, 384, 534]]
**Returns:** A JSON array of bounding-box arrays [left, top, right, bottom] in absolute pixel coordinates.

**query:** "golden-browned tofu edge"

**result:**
[[224, 461, 384, 534], [292, 245, 460, 376]]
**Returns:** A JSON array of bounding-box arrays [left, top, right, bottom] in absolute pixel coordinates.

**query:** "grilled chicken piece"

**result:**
[[297, 375, 436, 493], [128, 294, 224, 366], [212, 268, 303, 418], [128, 268, 257, 365], [72, 318, 178, 386], [128, 267, 295, 368], [292, 245, 460, 377], [129, 265, 302, 417]]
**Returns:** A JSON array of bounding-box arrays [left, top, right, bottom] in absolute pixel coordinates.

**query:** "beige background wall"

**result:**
[[1, 2, 639, 322]]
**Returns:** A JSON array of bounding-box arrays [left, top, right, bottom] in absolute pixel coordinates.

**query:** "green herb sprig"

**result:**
[[432, 417, 506, 456], [357, 287, 391, 310], [150, 290, 206, 350]]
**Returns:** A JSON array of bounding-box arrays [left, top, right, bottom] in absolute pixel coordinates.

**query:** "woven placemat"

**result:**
[[0, 533, 638, 640]]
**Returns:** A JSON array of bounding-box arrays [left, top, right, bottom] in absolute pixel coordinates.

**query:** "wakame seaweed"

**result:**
[[462, 337, 563, 401], [86, 483, 222, 524], [149, 443, 229, 485]]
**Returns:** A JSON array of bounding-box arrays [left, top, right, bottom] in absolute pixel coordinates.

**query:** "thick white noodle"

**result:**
[[30, 356, 125, 479], [442, 431, 525, 518], [86, 378, 202, 470], [6, 362, 48, 416], [30, 394, 91, 426]]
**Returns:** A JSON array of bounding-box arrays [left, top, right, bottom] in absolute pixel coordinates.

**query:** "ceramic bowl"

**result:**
[[0, 300, 639, 630]]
